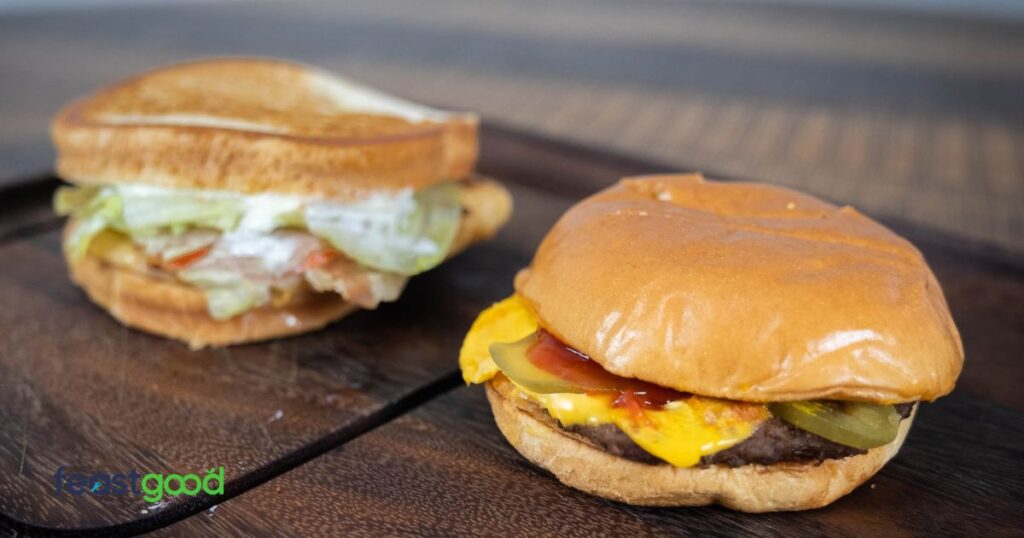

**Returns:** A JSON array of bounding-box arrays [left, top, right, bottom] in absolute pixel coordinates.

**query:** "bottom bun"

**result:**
[[70, 254, 359, 349], [485, 377, 913, 512]]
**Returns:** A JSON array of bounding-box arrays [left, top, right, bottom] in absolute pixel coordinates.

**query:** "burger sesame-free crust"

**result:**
[[515, 174, 963, 403]]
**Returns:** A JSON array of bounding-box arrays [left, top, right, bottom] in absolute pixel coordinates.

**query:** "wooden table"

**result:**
[[0, 125, 1021, 537]]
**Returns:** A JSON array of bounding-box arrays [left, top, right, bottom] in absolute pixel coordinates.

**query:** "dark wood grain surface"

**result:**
[[0, 224, 480, 531], [0, 147, 541, 532], [0, 177, 62, 243], [0, 125, 1021, 536]]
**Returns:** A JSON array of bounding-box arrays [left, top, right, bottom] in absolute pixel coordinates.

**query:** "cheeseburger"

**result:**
[[52, 58, 511, 348], [459, 174, 962, 511]]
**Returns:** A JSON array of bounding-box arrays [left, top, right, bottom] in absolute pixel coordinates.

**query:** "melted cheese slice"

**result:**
[[459, 295, 767, 467], [88, 229, 149, 272], [459, 295, 538, 384]]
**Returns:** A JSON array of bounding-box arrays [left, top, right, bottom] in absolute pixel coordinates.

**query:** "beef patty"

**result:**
[[565, 403, 915, 467]]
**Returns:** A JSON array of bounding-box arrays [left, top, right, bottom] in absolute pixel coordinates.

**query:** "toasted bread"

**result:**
[[52, 57, 478, 200]]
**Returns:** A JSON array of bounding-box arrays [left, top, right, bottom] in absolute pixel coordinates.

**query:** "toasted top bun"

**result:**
[[52, 57, 477, 200], [515, 174, 963, 403]]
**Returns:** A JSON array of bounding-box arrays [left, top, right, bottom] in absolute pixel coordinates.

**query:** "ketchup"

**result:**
[[526, 330, 687, 409]]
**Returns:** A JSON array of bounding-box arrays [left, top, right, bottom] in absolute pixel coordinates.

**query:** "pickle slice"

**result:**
[[768, 401, 902, 450], [489, 333, 588, 394]]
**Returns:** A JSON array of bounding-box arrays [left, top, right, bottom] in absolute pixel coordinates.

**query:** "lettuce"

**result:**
[[54, 181, 462, 291], [56, 185, 246, 259], [55, 186, 125, 259], [118, 189, 244, 235], [54, 185, 102, 215], [176, 267, 271, 320], [304, 182, 461, 275]]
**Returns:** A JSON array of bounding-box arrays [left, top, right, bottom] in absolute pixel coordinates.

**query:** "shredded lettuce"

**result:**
[[54, 181, 462, 318], [55, 184, 241, 258], [55, 186, 125, 259], [55, 182, 462, 274], [304, 182, 461, 275], [54, 185, 102, 215], [118, 190, 244, 235], [176, 267, 271, 320]]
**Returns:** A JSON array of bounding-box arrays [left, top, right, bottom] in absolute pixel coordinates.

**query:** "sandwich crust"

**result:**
[[486, 377, 913, 511], [52, 58, 478, 200], [515, 174, 963, 403], [70, 254, 358, 349], [65, 177, 511, 348]]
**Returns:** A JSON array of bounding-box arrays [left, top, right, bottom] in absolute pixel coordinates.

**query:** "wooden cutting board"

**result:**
[[0, 125, 1021, 536]]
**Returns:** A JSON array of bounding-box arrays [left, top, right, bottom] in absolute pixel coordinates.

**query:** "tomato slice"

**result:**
[[164, 245, 212, 270], [301, 249, 340, 271]]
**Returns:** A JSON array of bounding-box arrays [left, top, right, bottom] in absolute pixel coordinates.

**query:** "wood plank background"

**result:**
[[0, 0, 1022, 253]]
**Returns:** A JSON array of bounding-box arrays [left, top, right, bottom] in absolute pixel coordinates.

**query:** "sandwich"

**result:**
[[459, 174, 963, 512], [52, 58, 511, 348]]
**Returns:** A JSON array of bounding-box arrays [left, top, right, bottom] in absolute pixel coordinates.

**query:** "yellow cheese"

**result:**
[[88, 229, 149, 272], [460, 294, 767, 467], [459, 295, 538, 383], [521, 389, 764, 467]]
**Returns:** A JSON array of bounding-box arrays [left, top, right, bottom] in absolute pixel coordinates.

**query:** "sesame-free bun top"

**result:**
[[515, 174, 963, 403], [52, 57, 477, 200]]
